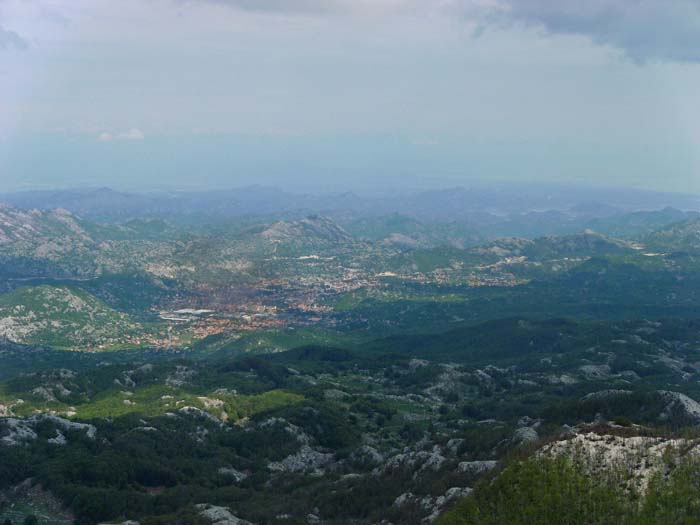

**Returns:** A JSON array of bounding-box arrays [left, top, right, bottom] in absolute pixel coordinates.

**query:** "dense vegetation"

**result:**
[[441, 453, 700, 525], [3, 200, 700, 523]]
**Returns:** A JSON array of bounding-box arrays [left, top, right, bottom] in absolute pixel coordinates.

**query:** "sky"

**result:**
[[1, 0, 700, 193]]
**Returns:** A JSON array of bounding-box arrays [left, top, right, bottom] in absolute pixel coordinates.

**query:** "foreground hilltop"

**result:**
[[442, 427, 700, 525]]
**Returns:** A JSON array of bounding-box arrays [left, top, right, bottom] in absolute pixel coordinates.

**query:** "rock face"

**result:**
[[0, 414, 96, 446], [0, 285, 142, 347], [218, 467, 248, 482], [457, 460, 497, 475], [540, 432, 700, 494], [165, 365, 197, 387], [0, 418, 37, 445], [196, 504, 253, 525], [658, 391, 700, 423], [260, 215, 352, 244], [257, 417, 311, 445], [512, 426, 538, 444], [581, 389, 633, 402], [578, 364, 611, 380], [178, 406, 223, 425], [349, 445, 385, 467], [393, 487, 473, 523], [268, 445, 334, 474], [379, 446, 447, 478], [579, 389, 700, 426]]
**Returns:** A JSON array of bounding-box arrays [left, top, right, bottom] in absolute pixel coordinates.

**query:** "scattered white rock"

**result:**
[[48, 429, 67, 445], [179, 406, 223, 425], [380, 446, 446, 477], [512, 426, 538, 444], [195, 503, 253, 524], [268, 445, 333, 474], [32, 386, 57, 402], [578, 364, 611, 379], [350, 445, 385, 466], [323, 389, 350, 401], [582, 389, 633, 402], [547, 374, 578, 385], [198, 396, 224, 409], [166, 366, 197, 387], [0, 418, 38, 445], [457, 460, 497, 475], [0, 414, 96, 446], [257, 417, 311, 445], [658, 391, 700, 423], [218, 467, 248, 482], [540, 432, 700, 494], [394, 487, 472, 522]]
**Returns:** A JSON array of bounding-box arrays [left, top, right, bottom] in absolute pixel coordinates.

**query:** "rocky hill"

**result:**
[[260, 215, 352, 244], [644, 217, 700, 252], [0, 285, 143, 349]]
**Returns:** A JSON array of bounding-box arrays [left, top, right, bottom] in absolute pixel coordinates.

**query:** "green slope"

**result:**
[[0, 285, 146, 349]]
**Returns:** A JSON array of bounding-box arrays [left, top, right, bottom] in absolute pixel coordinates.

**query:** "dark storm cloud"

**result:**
[[185, 0, 700, 63], [498, 0, 700, 63]]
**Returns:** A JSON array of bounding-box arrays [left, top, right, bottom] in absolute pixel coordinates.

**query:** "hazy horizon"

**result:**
[[3, 1, 700, 193]]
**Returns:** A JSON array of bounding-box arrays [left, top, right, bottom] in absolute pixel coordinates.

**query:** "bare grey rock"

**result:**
[[457, 460, 497, 474], [350, 445, 385, 467], [658, 391, 700, 423], [218, 467, 248, 482], [513, 426, 538, 444], [582, 389, 633, 402], [48, 429, 67, 445], [579, 364, 611, 379], [179, 406, 223, 425], [268, 445, 333, 474], [196, 504, 253, 525], [394, 487, 472, 523], [1, 414, 96, 446]]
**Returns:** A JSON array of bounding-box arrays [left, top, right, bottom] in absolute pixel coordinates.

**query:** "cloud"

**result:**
[[184, 0, 700, 63], [491, 0, 700, 63], [97, 129, 145, 142], [0, 25, 28, 50], [180, 0, 341, 13], [119, 128, 145, 140], [180, 0, 427, 15]]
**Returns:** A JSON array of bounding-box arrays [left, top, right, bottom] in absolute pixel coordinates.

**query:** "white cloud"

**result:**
[[119, 128, 145, 140], [97, 128, 145, 141]]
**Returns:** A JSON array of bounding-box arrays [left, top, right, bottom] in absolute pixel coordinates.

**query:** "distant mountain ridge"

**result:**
[[2, 185, 699, 229], [643, 217, 700, 252], [260, 215, 352, 244]]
